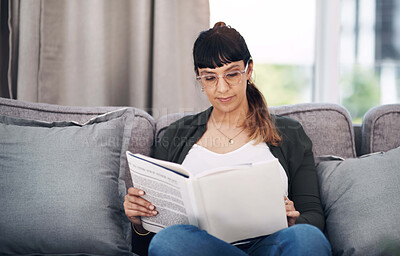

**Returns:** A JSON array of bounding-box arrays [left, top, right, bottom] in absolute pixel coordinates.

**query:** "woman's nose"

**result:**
[[216, 76, 229, 93]]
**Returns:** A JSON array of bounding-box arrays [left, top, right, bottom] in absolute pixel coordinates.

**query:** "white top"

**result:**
[[181, 140, 288, 195]]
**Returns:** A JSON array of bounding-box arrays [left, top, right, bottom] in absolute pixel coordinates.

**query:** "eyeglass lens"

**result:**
[[201, 71, 242, 87]]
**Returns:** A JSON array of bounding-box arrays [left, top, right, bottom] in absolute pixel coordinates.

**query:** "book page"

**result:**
[[126, 153, 198, 233], [194, 159, 288, 243], [131, 154, 191, 178]]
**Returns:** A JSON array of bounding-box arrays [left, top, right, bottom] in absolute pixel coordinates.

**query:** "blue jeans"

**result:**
[[148, 224, 332, 256]]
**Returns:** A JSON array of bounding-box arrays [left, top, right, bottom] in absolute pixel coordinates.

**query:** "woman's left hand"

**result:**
[[284, 196, 300, 227]]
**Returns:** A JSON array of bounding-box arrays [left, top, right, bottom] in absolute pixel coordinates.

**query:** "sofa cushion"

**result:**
[[0, 97, 155, 189], [361, 104, 400, 155], [0, 109, 135, 255], [316, 147, 400, 255]]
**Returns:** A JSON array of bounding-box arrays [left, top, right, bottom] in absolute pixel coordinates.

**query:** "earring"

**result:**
[[201, 87, 204, 92]]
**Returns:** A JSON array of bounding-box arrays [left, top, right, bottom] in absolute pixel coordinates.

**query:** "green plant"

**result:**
[[254, 64, 311, 106], [340, 65, 380, 123]]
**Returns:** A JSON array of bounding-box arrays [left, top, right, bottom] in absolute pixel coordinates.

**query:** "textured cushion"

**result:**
[[0, 109, 135, 255], [317, 147, 400, 255], [0, 97, 155, 188], [361, 104, 400, 154], [156, 103, 356, 159], [269, 103, 356, 159]]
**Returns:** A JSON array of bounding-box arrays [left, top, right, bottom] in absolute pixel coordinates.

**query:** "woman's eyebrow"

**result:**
[[225, 65, 240, 71], [200, 70, 216, 75], [200, 64, 241, 75]]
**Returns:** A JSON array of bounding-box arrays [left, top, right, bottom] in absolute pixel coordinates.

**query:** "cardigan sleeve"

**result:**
[[289, 123, 325, 231], [271, 115, 325, 231], [153, 134, 169, 161], [153, 119, 183, 161]]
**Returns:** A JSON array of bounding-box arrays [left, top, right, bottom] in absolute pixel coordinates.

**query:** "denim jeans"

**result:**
[[148, 224, 332, 256]]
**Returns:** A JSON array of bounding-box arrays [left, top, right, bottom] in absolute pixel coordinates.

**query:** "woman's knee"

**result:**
[[151, 224, 199, 245], [149, 225, 202, 255], [290, 224, 326, 240], [286, 224, 332, 253]]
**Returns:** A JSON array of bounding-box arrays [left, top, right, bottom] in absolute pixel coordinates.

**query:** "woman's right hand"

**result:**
[[123, 187, 158, 226]]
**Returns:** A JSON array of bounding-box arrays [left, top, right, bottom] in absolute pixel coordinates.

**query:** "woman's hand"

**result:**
[[284, 196, 300, 227], [123, 187, 158, 227]]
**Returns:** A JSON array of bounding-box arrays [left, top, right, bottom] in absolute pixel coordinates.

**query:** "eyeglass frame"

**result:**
[[196, 61, 250, 89]]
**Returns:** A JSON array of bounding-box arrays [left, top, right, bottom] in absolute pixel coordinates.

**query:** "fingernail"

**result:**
[[139, 191, 144, 195], [149, 205, 154, 210], [152, 211, 158, 215]]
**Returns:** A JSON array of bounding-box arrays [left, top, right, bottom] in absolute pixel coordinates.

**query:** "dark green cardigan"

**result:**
[[133, 107, 325, 255]]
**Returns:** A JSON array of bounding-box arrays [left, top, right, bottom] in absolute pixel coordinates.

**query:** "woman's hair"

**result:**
[[193, 22, 281, 146]]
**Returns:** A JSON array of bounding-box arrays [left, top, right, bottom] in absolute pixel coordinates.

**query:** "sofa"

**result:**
[[1, 97, 399, 256]]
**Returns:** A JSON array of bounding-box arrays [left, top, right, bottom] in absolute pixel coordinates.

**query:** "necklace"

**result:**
[[211, 115, 245, 145]]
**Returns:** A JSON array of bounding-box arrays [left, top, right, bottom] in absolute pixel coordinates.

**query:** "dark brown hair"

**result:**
[[193, 22, 281, 146]]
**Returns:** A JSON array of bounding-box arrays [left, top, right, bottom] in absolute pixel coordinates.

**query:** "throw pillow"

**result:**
[[317, 147, 400, 255], [0, 109, 135, 255]]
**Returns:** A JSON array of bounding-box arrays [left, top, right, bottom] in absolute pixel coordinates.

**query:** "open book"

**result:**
[[126, 152, 288, 243]]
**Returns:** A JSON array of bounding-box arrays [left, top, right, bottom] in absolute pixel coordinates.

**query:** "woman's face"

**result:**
[[197, 60, 253, 115]]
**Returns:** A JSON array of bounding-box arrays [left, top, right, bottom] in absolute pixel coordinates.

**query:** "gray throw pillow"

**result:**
[[0, 109, 135, 255], [317, 147, 400, 256]]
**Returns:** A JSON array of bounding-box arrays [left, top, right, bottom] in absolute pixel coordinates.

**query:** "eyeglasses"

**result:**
[[196, 62, 249, 89]]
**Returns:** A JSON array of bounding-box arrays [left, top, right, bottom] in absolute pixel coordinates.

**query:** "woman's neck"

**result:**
[[211, 107, 248, 128]]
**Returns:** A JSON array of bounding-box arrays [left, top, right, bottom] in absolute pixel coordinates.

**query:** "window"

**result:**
[[340, 0, 400, 123], [210, 0, 400, 122], [209, 0, 316, 106]]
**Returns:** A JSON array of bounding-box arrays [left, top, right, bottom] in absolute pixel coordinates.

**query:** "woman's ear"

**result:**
[[247, 61, 253, 80]]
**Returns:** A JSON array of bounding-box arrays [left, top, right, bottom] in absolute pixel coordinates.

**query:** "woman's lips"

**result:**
[[217, 96, 234, 103]]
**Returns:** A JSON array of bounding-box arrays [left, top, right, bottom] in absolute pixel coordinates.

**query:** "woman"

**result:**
[[124, 22, 332, 256]]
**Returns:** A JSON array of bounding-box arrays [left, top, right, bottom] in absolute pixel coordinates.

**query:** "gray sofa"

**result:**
[[1, 97, 399, 256]]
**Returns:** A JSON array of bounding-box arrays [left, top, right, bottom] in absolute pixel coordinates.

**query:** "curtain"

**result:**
[[2, 0, 210, 115]]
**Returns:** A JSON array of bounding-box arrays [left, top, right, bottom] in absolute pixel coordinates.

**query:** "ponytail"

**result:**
[[245, 79, 281, 146]]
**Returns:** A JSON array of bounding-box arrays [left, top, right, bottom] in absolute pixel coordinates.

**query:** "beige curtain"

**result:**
[[5, 0, 210, 115]]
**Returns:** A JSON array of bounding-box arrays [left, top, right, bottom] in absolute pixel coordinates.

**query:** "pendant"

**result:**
[[228, 139, 234, 145]]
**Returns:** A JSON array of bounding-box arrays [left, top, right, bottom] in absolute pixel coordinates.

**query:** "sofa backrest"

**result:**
[[0, 97, 155, 188], [156, 103, 357, 160], [269, 103, 356, 159], [361, 104, 400, 155]]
